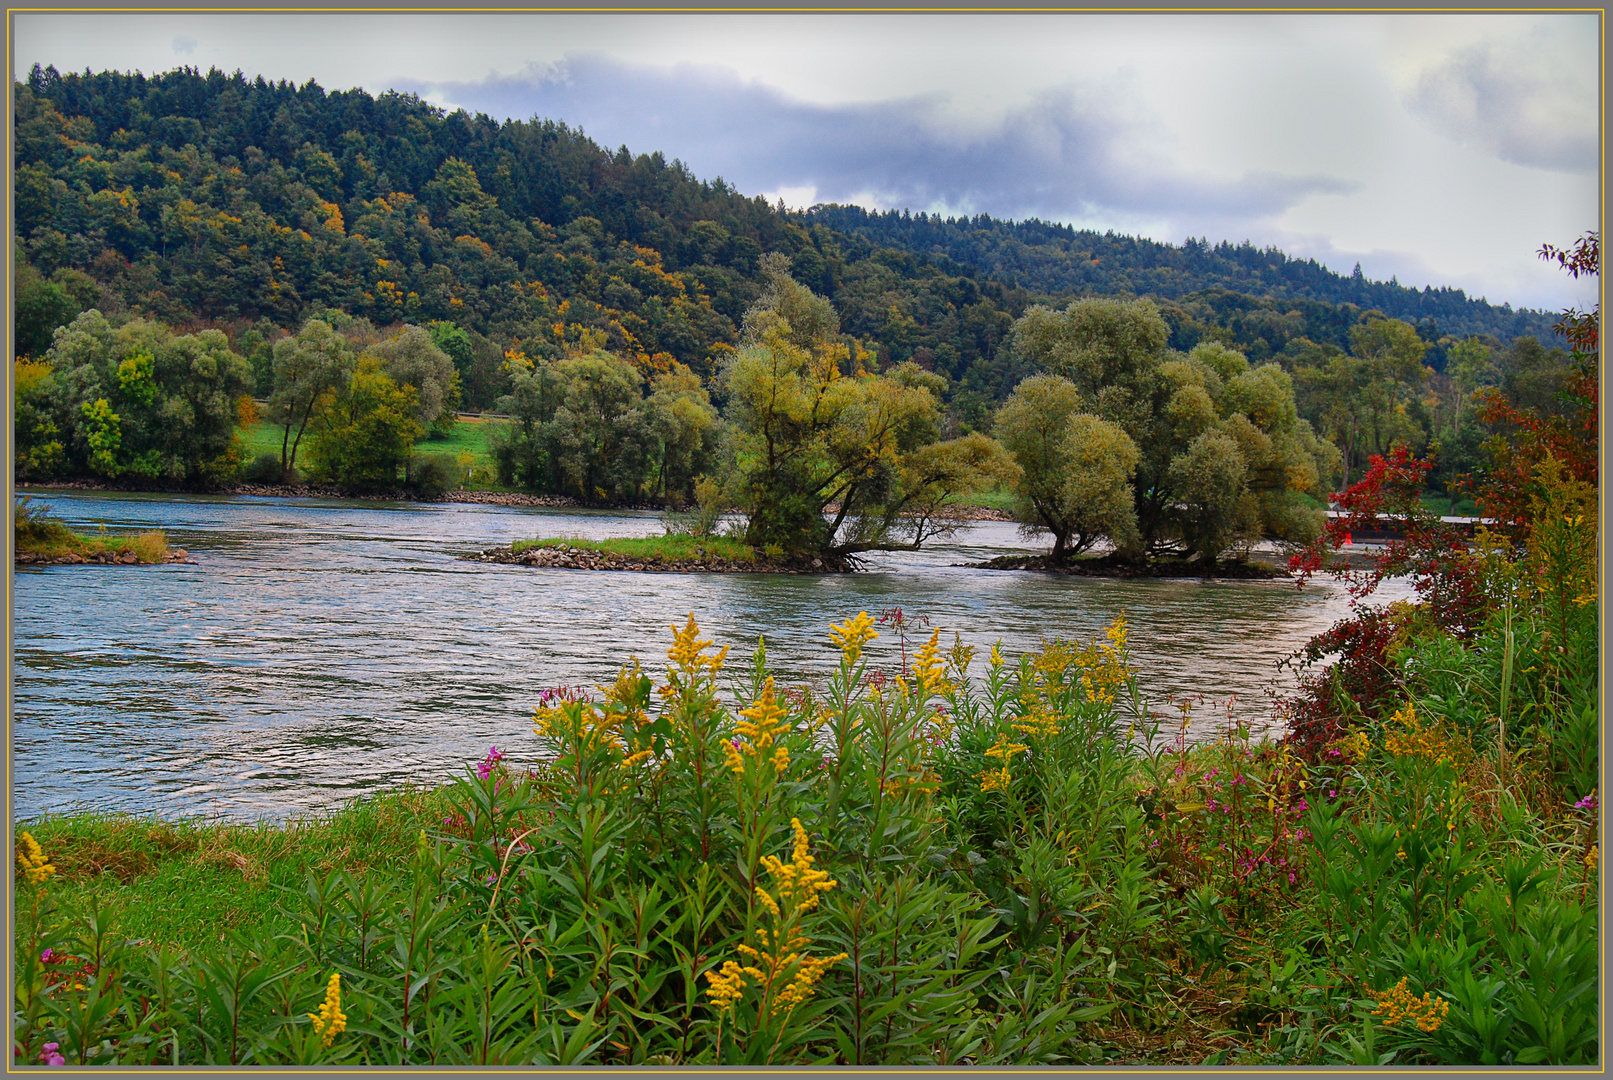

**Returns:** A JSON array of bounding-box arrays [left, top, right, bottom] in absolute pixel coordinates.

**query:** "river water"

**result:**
[[12, 490, 1408, 822]]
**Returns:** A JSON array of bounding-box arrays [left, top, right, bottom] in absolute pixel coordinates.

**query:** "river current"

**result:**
[[11, 490, 1408, 822]]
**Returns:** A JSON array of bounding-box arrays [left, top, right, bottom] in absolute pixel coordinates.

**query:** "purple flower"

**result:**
[[1294, 798, 1309, 813], [476, 745, 505, 779], [1288, 872, 1297, 884], [39, 949, 53, 964], [40, 1044, 64, 1067], [1575, 792, 1598, 811], [1328, 790, 1337, 798]]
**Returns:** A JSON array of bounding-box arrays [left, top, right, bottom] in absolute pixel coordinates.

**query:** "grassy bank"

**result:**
[[13, 575, 1598, 1066], [237, 415, 510, 486], [17, 790, 446, 951], [510, 534, 755, 562], [14, 497, 170, 564]]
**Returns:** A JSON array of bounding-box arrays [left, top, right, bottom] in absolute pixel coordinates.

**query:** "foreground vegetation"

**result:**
[[12, 496, 169, 564], [14, 522, 1598, 1065]]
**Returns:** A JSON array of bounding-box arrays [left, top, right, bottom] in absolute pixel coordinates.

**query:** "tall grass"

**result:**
[[14, 497, 169, 563]]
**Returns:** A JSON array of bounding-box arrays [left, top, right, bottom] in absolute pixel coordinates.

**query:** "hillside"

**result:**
[[15, 63, 1556, 422], [804, 206, 1557, 343]]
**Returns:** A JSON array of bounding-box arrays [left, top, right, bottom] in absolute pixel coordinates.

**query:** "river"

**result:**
[[11, 490, 1409, 822]]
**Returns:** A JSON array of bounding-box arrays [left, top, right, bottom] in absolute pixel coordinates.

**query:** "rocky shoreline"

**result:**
[[963, 552, 1291, 579], [464, 543, 853, 575], [16, 546, 195, 567]]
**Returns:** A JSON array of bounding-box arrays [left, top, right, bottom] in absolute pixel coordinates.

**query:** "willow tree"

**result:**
[[723, 257, 1013, 557], [1004, 297, 1337, 562]]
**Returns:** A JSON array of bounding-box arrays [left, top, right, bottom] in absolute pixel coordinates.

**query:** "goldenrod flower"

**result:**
[[771, 744, 790, 776], [668, 613, 728, 675], [1383, 703, 1469, 766], [757, 819, 838, 915], [829, 611, 878, 666], [732, 679, 793, 769], [911, 628, 952, 698], [15, 832, 54, 886], [308, 972, 346, 1046], [989, 642, 1004, 669], [979, 766, 1013, 793], [1586, 845, 1599, 872], [983, 734, 1029, 762], [708, 820, 847, 1020], [1368, 977, 1449, 1033], [1012, 711, 1060, 740], [704, 959, 763, 1013]]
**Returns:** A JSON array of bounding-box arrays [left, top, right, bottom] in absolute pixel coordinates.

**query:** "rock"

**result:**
[[119, 551, 139, 564]]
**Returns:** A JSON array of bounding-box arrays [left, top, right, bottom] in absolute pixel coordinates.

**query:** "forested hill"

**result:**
[[14, 64, 1557, 417], [805, 206, 1556, 343]]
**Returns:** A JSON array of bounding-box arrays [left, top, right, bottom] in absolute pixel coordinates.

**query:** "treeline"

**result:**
[[805, 205, 1559, 344], [12, 64, 1557, 436]]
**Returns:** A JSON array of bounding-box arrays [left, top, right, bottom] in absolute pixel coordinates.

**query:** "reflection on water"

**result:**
[[12, 490, 1410, 822]]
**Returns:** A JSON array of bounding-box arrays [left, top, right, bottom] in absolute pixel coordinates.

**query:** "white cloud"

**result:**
[[1404, 21, 1599, 172]]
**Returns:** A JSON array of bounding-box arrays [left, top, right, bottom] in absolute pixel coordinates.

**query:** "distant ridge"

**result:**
[[803, 205, 1557, 344]]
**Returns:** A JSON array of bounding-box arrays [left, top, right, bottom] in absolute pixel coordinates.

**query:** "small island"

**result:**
[[13, 497, 191, 566], [466, 535, 853, 574]]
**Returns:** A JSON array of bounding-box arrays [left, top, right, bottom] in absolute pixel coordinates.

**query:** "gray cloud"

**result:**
[[1408, 31, 1598, 173], [414, 56, 1355, 232], [171, 35, 197, 55]]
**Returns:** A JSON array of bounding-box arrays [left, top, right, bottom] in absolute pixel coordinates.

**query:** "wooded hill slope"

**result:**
[[14, 64, 1556, 422]]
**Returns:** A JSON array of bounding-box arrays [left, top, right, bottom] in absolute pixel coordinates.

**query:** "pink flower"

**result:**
[[1288, 872, 1296, 884], [39, 949, 53, 964], [476, 746, 505, 780], [1575, 792, 1598, 811], [40, 1044, 64, 1067]]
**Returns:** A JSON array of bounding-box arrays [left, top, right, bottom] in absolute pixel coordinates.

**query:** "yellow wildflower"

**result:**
[[911, 628, 952, 698], [989, 642, 1004, 669], [829, 611, 878, 666], [983, 734, 1029, 762], [722, 739, 746, 777], [771, 744, 790, 776], [1383, 703, 1470, 767], [1012, 711, 1060, 740], [757, 818, 838, 915], [1368, 977, 1449, 1033], [979, 766, 1013, 793], [704, 959, 762, 1013], [668, 613, 728, 674], [1586, 845, 1599, 872], [736, 678, 792, 752], [709, 820, 848, 1019], [15, 832, 54, 886], [308, 971, 347, 1046]]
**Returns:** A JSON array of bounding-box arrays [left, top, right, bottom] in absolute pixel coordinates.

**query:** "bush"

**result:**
[[241, 452, 290, 485], [406, 452, 468, 498]]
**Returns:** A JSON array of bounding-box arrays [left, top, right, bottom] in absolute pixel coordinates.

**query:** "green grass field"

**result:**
[[236, 414, 511, 485]]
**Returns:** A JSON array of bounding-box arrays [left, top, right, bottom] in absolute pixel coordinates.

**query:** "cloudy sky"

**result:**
[[14, 11, 1602, 311]]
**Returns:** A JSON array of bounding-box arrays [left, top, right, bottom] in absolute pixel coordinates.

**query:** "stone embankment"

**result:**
[[16, 547, 194, 567], [465, 544, 852, 575]]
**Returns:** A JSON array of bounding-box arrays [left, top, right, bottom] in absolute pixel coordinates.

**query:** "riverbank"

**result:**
[[20, 479, 1016, 518], [965, 551, 1291, 579]]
